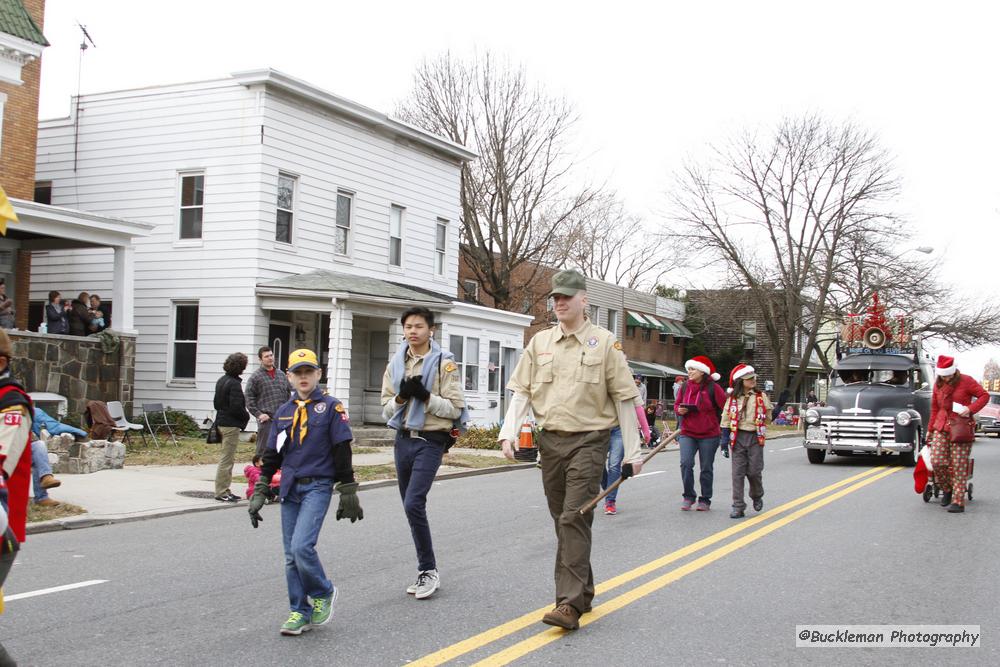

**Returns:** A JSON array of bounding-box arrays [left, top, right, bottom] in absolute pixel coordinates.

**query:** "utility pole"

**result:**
[[73, 22, 97, 172]]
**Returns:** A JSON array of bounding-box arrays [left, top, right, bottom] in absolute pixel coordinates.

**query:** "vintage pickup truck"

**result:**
[[802, 298, 932, 466]]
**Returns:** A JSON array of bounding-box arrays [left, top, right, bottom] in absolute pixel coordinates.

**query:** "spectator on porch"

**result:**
[[45, 291, 69, 335], [0, 279, 14, 330], [67, 292, 93, 336], [88, 294, 107, 333]]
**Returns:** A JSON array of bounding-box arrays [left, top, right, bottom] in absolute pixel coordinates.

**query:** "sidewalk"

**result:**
[[27, 447, 530, 535]]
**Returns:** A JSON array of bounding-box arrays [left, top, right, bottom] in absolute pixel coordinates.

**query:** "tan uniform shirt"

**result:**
[[380, 347, 465, 432], [507, 321, 638, 432], [0, 405, 32, 477], [721, 392, 774, 431]]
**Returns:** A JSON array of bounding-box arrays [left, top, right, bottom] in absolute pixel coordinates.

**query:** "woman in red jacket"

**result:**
[[928, 355, 988, 513], [675, 356, 727, 511]]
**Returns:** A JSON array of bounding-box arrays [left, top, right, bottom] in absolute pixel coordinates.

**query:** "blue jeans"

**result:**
[[395, 433, 444, 571], [281, 478, 335, 615], [678, 435, 719, 504], [600, 427, 624, 503], [31, 440, 53, 502]]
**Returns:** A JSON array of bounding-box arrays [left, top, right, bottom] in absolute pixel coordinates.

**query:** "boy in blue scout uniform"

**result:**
[[381, 306, 468, 600], [248, 348, 364, 636]]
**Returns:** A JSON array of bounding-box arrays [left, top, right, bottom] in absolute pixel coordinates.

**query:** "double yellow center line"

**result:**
[[411, 464, 901, 666]]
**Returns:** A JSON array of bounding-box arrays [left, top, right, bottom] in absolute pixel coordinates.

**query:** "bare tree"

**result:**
[[562, 192, 671, 289], [396, 52, 594, 310], [671, 116, 901, 395]]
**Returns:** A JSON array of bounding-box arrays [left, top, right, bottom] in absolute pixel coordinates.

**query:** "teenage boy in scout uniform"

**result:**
[[248, 348, 364, 636], [381, 306, 468, 600], [499, 269, 643, 630]]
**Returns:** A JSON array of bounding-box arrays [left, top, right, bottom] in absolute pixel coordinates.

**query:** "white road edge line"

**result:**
[[779, 445, 801, 451], [5, 579, 109, 602], [633, 470, 666, 479]]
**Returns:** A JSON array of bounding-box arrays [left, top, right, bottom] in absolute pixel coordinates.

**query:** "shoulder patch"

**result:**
[[334, 403, 345, 413], [613, 341, 623, 351], [444, 361, 458, 373]]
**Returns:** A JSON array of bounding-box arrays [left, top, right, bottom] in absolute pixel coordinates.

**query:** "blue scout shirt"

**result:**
[[262, 389, 355, 498]]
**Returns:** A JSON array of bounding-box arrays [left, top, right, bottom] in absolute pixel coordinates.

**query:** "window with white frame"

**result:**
[[334, 191, 352, 256], [389, 205, 404, 267], [607, 309, 618, 336], [172, 302, 199, 380], [462, 280, 479, 302], [742, 320, 757, 348], [488, 341, 500, 392], [275, 173, 296, 244], [179, 173, 205, 239], [449, 334, 480, 392], [435, 218, 448, 275]]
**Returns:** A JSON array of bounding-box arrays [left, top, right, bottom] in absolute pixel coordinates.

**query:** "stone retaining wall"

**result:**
[[8, 330, 137, 416], [43, 433, 126, 474]]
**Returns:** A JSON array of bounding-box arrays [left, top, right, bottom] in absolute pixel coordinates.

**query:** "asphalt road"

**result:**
[[3, 435, 997, 666]]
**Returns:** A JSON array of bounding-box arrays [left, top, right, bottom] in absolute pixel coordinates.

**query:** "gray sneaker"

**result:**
[[406, 575, 420, 595], [413, 569, 440, 600]]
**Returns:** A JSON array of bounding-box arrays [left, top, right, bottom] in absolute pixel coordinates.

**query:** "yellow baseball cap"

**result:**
[[288, 348, 321, 371]]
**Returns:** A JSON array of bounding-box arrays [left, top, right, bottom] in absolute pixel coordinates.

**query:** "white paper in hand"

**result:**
[[951, 402, 968, 415], [276, 430, 288, 453]]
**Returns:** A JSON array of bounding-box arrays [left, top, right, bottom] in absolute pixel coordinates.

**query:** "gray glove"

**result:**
[[248, 480, 270, 528], [335, 481, 363, 523]]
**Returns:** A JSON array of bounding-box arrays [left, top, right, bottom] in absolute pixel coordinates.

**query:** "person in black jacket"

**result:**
[[214, 352, 250, 502], [67, 292, 93, 336], [45, 291, 69, 335]]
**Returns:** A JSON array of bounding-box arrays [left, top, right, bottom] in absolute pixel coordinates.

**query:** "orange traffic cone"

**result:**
[[514, 422, 538, 462]]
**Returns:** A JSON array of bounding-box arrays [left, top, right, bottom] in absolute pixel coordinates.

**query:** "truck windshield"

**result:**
[[833, 368, 911, 386]]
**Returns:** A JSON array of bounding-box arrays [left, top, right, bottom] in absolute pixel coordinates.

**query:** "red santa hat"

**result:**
[[685, 355, 721, 382], [729, 363, 756, 388], [936, 355, 957, 377], [913, 446, 933, 493]]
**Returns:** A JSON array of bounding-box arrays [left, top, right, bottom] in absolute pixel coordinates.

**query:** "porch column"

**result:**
[[387, 320, 404, 359], [112, 244, 136, 333], [327, 299, 353, 408]]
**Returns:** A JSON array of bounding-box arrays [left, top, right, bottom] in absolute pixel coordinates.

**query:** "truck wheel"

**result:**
[[899, 449, 915, 467], [807, 448, 826, 464]]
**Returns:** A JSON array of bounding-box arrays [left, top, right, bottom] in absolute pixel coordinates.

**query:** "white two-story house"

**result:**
[[33, 69, 531, 426]]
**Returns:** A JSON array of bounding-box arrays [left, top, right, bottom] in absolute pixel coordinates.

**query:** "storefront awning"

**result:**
[[628, 360, 666, 378], [662, 319, 693, 338], [643, 315, 669, 331], [626, 311, 652, 328]]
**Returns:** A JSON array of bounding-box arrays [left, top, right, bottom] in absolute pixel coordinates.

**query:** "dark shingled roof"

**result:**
[[0, 0, 48, 46], [258, 270, 453, 303]]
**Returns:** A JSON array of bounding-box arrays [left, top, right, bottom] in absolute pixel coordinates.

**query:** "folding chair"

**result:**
[[142, 403, 179, 447], [106, 400, 147, 447]]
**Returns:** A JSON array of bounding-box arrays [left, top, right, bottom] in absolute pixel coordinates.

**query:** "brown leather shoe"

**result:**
[[35, 498, 61, 507], [542, 604, 580, 630], [40, 474, 62, 489]]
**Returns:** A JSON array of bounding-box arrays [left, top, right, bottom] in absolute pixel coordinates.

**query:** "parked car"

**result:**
[[975, 391, 1000, 436]]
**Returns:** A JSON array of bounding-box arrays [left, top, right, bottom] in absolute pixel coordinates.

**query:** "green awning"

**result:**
[[644, 315, 670, 331], [664, 320, 693, 338], [626, 311, 651, 327], [628, 360, 667, 378]]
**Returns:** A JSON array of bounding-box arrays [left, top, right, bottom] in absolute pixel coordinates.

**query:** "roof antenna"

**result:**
[[73, 22, 96, 172]]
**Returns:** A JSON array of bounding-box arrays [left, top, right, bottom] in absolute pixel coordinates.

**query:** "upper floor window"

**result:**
[[607, 309, 618, 335], [334, 191, 352, 256], [435, 218, 448, 275], [34, 181, 52, 205], [742, 320, 757, 349], [462, 280, 479, 302], [276, 173, 296, 244], [172, 302, 199, 380], [389, 205, 404, 267], [179, 173, 205, 239]]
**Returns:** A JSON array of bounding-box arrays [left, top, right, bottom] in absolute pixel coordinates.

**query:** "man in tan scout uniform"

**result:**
[[381, 306, 468, 600], [499, 269, 643, 630]]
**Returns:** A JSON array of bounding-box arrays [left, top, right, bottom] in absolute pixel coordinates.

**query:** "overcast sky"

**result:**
[[36, 0, 1000, 375]]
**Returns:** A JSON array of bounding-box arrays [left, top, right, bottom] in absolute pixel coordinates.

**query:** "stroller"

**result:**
[[921, 446, 974, 503]]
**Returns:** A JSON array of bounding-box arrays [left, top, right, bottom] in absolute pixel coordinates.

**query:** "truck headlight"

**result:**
[[896, 411, 912, 426], [805, 409, 820, 425]]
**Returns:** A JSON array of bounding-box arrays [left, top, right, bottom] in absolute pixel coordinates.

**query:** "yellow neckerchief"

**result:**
[[291, 399, 313, 446]]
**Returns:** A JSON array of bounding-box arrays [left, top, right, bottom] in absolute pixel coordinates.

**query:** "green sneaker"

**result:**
[[280, 611, 311, 636], [311, 587, 338, 626]]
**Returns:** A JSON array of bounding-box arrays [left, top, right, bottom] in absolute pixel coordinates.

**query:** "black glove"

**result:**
[[621, 462, 635, 480], [720, 442, 730, 458], [248, 480, 269, 528], [403, 376, 431, 402], [335, 482, 364, 523], [397, 378, 415, 401]]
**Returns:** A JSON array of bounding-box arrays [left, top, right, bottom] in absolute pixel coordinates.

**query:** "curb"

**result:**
[[26, 461, 538, 535]]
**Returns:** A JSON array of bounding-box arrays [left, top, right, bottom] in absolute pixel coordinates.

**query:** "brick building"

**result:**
[[686, 288, 824, 401]]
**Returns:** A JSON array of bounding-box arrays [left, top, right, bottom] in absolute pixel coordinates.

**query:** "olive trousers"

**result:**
[[539, 429, 610, 614]]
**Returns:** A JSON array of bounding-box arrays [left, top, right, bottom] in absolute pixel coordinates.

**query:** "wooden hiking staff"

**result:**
[[580, 428, 681, 515]]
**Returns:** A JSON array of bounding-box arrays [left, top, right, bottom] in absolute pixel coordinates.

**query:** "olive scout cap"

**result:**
[[288, 348, 321, 371], [550, 269, 587, 297]]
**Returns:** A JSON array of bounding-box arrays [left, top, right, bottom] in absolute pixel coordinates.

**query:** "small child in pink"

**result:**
[[245, 455, 280, 501]]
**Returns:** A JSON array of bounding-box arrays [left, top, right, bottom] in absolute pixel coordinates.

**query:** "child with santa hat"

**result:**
[[720, 364, 773, 518]]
